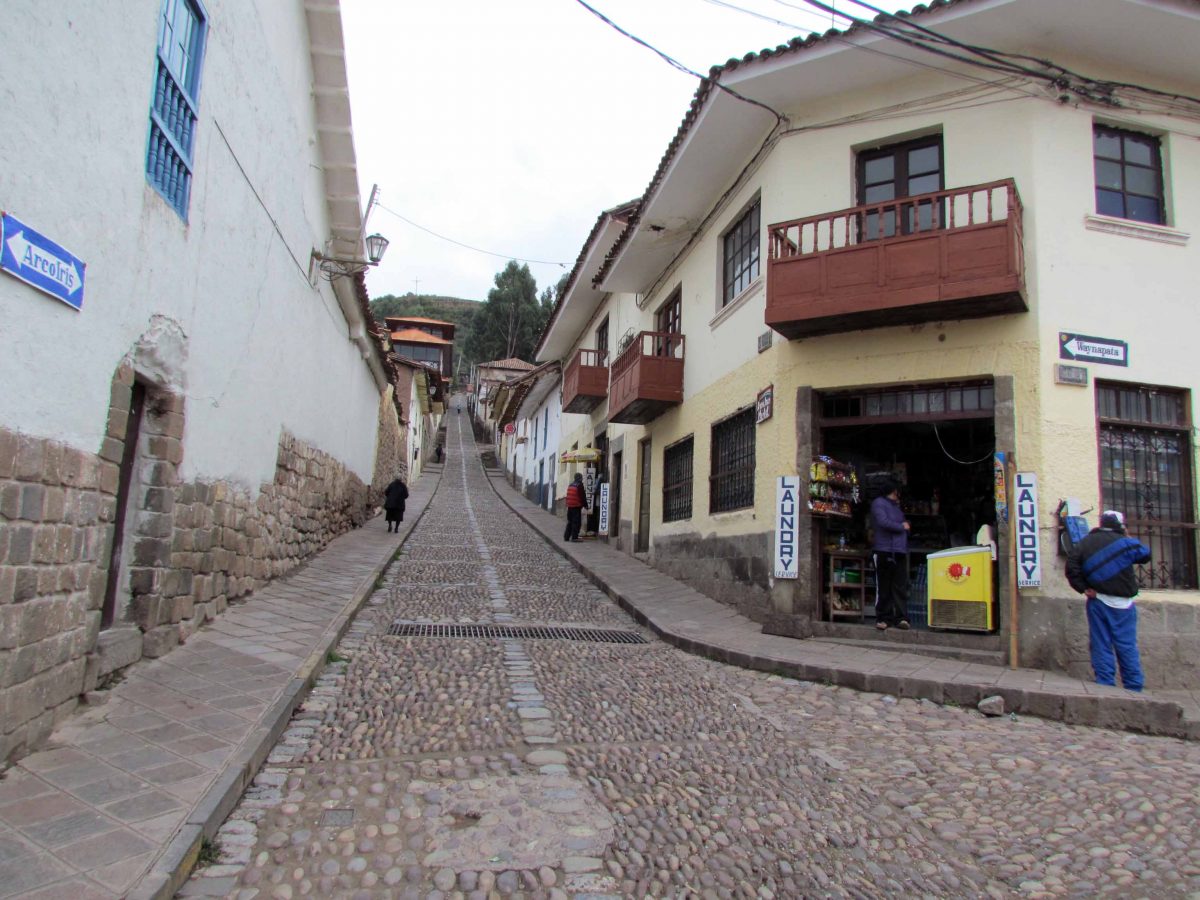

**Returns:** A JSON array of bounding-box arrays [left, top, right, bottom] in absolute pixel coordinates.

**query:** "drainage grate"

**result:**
[[387, 623, 648, 644]]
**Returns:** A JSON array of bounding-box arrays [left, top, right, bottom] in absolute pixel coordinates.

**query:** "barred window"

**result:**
[[722, 199, 760, 305], [710, 408, 755, 513], [663, 437, 694, 522], [147, 0, 207, 219], [1097, 382, 1196, 589]]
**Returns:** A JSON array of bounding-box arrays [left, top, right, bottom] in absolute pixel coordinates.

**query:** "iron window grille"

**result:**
[[1093, 125, 1165, 226], [722, 199, 760, 306], [147, 0, 207, 220], [1097, 382, 1196, 589], [663, 436, 694, 522], [710, 408, 755, 513]]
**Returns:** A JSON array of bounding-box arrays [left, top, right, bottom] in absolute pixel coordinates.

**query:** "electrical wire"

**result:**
[[932, 422, 993, 466], [571, 0, 787, 126], [374, 202, 568, 267]]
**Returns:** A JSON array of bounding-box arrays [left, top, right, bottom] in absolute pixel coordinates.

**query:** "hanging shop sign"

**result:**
[[0, 212, 86, 311], [597, 483, 610, 535], [1015, 471, 1042, 588], [774, 476, 800, 579], [1058, 332, 1128, 367], [756, 385, 774, 424]]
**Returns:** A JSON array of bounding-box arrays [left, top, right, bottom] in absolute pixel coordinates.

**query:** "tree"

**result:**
[[464, 261, 543, 363]]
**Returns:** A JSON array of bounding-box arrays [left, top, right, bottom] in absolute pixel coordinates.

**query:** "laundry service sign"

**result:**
[[775, 476, 800, 579], [1015, 471, 1042, 588]]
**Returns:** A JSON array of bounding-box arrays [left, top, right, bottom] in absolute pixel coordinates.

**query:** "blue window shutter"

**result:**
[[146, 0, 207, 219]]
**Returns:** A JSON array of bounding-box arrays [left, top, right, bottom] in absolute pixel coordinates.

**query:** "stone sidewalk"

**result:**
[[487, 470, 1200, 742], [0, 466, 440, 900]]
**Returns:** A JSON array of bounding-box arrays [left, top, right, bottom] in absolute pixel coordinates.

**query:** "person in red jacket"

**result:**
[[564, 473, 588, 542]]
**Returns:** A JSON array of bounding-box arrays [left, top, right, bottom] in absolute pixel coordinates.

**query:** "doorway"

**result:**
[[611, 450, 623, 540], [102, 381, 147, 628], [636, 439, 652, 553]]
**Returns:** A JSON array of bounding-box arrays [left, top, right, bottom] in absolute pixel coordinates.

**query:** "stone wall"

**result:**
[[371, 386, 408, 501], [649, 530, 774, 624], [0, 370, 374, 764], [1019, 593, 1200, 690]]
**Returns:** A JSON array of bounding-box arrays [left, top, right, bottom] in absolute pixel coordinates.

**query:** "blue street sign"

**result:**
[[1, 213, 86, 311]]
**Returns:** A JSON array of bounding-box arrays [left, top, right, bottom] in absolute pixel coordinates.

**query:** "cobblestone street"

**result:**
[[181, 415, 1200, 900]]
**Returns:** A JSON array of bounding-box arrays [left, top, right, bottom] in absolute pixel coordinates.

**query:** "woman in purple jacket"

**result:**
[[871, 478, 911, 631]]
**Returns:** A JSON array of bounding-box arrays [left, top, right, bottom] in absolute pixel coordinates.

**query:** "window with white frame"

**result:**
[[147, 0, 208, 219], [722, 199, 760, 306]]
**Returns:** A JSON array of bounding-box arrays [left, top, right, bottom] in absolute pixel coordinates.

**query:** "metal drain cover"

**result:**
[[387, 623, 648, 644]]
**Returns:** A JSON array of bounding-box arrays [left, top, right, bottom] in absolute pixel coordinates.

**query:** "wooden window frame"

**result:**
[[721, 198, 761, 307], [1093, 124, 1165, 226], [856, 134, 944, 238]]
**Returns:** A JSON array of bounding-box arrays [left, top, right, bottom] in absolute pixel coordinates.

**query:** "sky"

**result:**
[[341, 0, 908, 303]]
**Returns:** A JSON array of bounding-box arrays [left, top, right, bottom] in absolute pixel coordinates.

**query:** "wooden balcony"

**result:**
[[562, 348, 609, 414], [608, 331, 685, 425], [767, 179, 1026, 339]]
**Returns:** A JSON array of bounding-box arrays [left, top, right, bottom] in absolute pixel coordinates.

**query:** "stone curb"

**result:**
[[486, 470, 1197, 742], [127, 471, 444, 900]]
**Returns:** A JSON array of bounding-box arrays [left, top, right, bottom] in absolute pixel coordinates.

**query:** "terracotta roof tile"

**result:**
[[390, 328, 452, 345]]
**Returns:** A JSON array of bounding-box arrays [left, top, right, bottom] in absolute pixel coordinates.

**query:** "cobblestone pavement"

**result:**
[[180, 415, 1200, 900]]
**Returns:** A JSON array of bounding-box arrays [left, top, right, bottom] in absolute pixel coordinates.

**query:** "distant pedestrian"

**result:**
[[383, 475, 409, 533], [870, 476, 911, 631], [564, 473, 587, 542], [1066, 510, 1150, 691], [435, 444, 443, 463]]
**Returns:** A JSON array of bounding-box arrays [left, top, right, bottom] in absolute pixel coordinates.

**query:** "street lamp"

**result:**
[[312, 232, 390, 280]]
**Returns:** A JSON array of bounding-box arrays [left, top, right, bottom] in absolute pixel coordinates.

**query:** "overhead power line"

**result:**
[[375, 202, 568, 267], [571, 0, 788, 126]]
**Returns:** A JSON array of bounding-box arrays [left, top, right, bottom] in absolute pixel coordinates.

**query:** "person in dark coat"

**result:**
[[383, 476, 409, 532], [1066, 509, 1151, 691], [870, 476, 911, 631]]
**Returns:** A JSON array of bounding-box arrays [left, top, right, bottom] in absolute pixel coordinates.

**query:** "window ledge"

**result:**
[[709, 278, 763, 330], [1083, 214, 1189, 246]]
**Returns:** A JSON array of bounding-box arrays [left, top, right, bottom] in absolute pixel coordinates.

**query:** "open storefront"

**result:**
[[812, 380, 1001, 633]]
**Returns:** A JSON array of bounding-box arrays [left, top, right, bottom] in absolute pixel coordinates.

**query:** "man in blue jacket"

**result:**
[[1066, 510, 1151, 691], [870, 477, 911, 631]]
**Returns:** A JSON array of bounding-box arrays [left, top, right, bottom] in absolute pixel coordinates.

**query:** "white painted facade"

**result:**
[[0, 0, 384, 488]]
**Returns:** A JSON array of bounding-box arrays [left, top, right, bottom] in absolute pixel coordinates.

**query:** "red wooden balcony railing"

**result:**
[[767, 179, 1026, 338], [562, 348, 609, 415], [608, 331, 685, 425]]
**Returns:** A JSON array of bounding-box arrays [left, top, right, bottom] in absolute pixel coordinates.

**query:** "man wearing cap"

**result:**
[[1066, 510, 1151, 691]]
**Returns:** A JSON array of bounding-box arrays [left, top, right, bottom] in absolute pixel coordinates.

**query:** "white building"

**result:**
[[0, 0, 400, 762]]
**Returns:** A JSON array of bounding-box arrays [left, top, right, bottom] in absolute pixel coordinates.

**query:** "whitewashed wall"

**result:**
[[0, 0, 381, 488]]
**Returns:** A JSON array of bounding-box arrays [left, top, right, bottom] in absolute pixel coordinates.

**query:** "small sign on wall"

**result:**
[[756, 385, 773, 424], [1015, 471, 1042, 588], [1, 212, 86, 311], [774, 476, 800, 579]]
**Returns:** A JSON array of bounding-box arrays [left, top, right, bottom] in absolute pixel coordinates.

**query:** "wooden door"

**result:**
[[636, 439, 652, 552]]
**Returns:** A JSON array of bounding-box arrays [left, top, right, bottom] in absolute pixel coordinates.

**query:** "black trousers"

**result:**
[[873, 551, 910, 625], [564, 507, 582, 541]]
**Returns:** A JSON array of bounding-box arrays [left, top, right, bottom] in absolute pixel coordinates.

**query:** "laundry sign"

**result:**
[[1014, 471, 1042, 588], [774, 476, 800, 579]]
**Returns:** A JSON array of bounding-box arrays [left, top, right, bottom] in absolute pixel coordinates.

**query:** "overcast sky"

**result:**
[[342, 0, 907, 302]]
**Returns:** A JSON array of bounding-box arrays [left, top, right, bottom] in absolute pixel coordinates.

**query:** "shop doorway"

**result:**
[[611, 450, 623, 540], [815, 381, 998, 631], [636, 439, 651, 553]]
